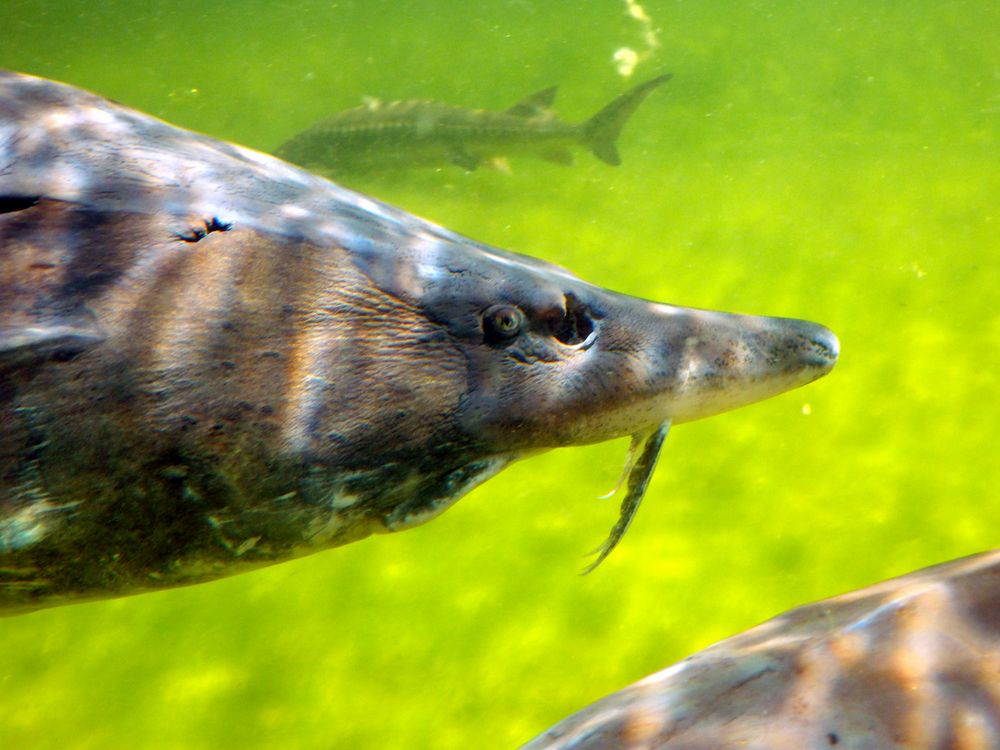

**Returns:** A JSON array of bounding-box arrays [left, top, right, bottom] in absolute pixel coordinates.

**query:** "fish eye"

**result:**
[[482, 305, 524, 343]]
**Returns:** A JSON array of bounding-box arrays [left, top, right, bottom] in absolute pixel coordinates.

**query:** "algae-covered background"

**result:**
[[1, 1, 997, 748]]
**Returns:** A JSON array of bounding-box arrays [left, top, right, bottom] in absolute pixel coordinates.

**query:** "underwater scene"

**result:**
[[0, 0, 997, 747]]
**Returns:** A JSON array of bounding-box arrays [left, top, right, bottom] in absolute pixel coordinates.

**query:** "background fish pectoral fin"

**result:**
[[539, 148, 575, 166], [449, 147, 480, 171]]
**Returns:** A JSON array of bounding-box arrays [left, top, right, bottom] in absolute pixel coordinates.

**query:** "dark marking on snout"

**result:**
[[175, 216, 233, 243]]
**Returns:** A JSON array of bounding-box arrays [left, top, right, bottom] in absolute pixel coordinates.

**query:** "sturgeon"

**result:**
[[0, 71, 837, 613], [520, 550, 1000, 750], [273, 74, 670, 174]]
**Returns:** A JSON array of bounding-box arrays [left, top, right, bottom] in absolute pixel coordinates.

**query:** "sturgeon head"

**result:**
[[0, 71, 836, 609], [359, 232, 839, 568]]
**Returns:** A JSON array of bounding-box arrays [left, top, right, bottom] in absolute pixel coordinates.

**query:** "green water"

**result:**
[[1, 1, 996, 748]]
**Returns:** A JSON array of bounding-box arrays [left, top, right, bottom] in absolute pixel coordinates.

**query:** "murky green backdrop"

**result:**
[[1, 1, 997, 748]]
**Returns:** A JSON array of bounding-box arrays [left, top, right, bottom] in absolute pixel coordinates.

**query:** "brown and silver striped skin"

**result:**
[[0, 71, 836, 613], [520, 550, 1000, 750]]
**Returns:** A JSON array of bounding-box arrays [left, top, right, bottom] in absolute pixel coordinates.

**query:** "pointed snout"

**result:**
[[687, 309, 840, 379], [639, 303, 839, 424], [773, 316, 840, 371]]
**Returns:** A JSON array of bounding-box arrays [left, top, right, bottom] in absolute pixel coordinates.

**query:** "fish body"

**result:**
[[520, 550, 1000, 750], [274, 74, 670, 174], [0, 71, 835, 613]]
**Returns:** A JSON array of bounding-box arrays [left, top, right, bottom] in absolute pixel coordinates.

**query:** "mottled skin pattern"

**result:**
[[521, 550, 1000, 750], [0, 71, 836, 613]]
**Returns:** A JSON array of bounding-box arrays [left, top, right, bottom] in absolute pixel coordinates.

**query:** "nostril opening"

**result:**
[[550, 293, 594, 346], [0, 195, 40, 214]]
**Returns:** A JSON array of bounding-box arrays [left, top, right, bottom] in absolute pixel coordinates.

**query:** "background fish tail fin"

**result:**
[[582, 73, 671, 166]]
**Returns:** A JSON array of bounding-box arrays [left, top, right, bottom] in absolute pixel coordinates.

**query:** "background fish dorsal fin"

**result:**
[[506, 86, 558, 117]]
